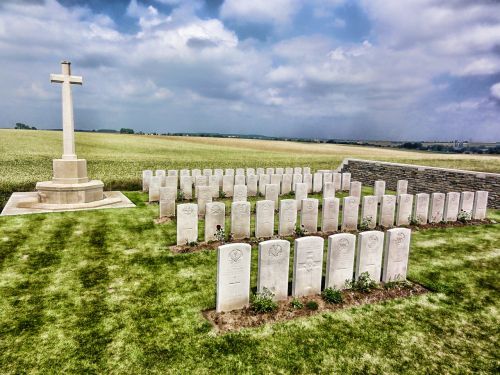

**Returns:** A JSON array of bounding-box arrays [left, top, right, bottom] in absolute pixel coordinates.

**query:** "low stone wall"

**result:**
[[337, 159, 500, 209]]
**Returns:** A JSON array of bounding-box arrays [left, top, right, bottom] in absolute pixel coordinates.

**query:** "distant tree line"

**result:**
[[14, 122, 36, 130]]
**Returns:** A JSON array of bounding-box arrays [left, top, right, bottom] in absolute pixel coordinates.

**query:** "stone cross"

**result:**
[[50, 61, 82, 160]]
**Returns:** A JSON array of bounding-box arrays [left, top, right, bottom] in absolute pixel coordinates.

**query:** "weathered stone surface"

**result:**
[[156, 170, 166, 186], [216, 243, 251, 312], [159, 186, 176, 218], [222, 175, 234, 197], [231, 201, 251, 239], [259, 174, 270, 195], [323, 182, 336, 199], [472, 191, 488, 220], [355, 230, 384, 282], [278, 199, 297, 236], [266, 167, 275, 175], [323, 172, 333, 185], [197, 185, 212, 216], [321, 197, 339, 232], [292, 174, 303, 191], [236, 168, 245, 176], [256, 168, 264, 175], [303, 167, 311, 174], [233, 184, 248, 202], [285, 167, 293, 175], [265, 184, 280, 209], [382, 228, 411, 282], [300, 198, 319, 233], [225, 168, 234, 176], [459, 191, 474, 215], [270, 174, 282, 189], [276, 167, 284, 175], [349, 181, 362, 199], [379, 195, 396, 227], [214, 169, 224, 177], [313, 172, 323, 193], [281, 174, 292, 195], [194, 175, 207, 198], [234, 175, 246, 186], [208, 175, 220, 198], [396, 194, 413, 226], [397, 180, 408, 196], [295, 183, 308, 210], [167, 170, 178, 176], [205, 202, 225, 242], [176, 203, 198, 245], [303, 174, 313, 193], [374, 180, 385, 202], [341, 196, 359, 231], [165, 176, 177, 190], [257, 240, 290, 300], [341, 172, 351, 191], [149, 176, 161, 202], [255, 200, 275, 238], [325, 233, 356, 289], [292, 236, 324, 297], [203, 168, 212, 177], [444, 192, 460, 222], [246, 174, 258, 196], [180, 176, 193, 200], [413, 193, 429, 224], [142, 170, 152, 192], [246, 168, 255, 175], [333, 172, 342, 190], [361, 195, 378, 229], [294, 167, 302, 174], [180, 169, 190, 176], [192, 169, 201, 177], [429, 193, 445, 223]]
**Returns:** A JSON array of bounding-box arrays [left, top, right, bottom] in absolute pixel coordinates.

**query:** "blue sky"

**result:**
[[0, 0, 499, 141]]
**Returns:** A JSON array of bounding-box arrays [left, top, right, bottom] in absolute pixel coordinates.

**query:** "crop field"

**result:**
[[1, 129, 499, 208]]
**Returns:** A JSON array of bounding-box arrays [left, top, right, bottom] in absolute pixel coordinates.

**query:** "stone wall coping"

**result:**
[[339, 158, 500, 178]]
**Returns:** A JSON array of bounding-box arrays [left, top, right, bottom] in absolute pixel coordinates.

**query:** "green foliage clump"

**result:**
[[458, 210, 472, 223], [218, 191, 226, 199], [359, 217, 373, 231], [305, 301, 319, 310], [250, 288, 278, 313], [290, 298, 303, 309], [347, 272, 378, 293], [321, 287, 343, 304], [294, 224, 306, 237], [384, 279, 412, 290]]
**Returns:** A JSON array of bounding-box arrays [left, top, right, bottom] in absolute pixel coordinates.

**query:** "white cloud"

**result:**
[[491, 83, 500, 101], [220, 0, 300, 26]]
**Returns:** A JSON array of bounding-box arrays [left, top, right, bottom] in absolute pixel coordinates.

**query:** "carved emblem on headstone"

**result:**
[[367, 234, 379, 249], [229, 248, 243, 263], [339, 238, 350, 253], [269, 244, 283, 257], [395, 232, 406, 247], [182, 206, 195, 215], [210, 205, 223, 215]]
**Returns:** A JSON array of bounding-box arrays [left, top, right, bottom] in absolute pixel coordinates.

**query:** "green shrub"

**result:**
[[458, 210, 472, 223], [384, 279, 412, 290], [294, 224, 306, 237], [321, 287, 343, 304], [218, 191, 226, 199], [359, 217, 373, 231], [290, 298, 303, 309], [347, 272, 377, 293], [305, 301, 318, 310], [250, 288, 278, 313]]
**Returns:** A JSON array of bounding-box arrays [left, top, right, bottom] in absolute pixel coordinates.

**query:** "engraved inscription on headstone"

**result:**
[[321, 197, 339, 232], [382, 228, 411, 282], [176, 203, 198, 245], [205, 202, 225, 242], [325, 233, 356, 289], [231, 201, 251, 239], [355, 230, 384, 282], [278, 199, 297, 236], [257, 239, 290, 300], [292, 236, 324, 297]]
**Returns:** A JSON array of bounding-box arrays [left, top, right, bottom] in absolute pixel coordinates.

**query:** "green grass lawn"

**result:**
[[0, 190, 499, 373], [1, 129, 499, 209]]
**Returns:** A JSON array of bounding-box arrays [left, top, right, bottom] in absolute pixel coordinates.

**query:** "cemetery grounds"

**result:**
[[0, 130, 499, 373]]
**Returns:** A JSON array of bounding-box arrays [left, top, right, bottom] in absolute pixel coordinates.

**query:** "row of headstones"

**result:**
[[144, 169, 356, 200], [216, 228, 411, 312], [175, 190, 488, 246]]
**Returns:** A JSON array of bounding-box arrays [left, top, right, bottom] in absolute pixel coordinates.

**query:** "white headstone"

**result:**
[[194, 175, 207, 198], [413, 193, 429, 224], [142, 170, 152, 192], [325, 233, 356, 289], [294, 167, 302, 174], [275, 167, 284, 175], [180, 175, 193, 200], [278, 199, 297, 236], [256, 167, 264, 175], [396, 194, 413, 226], [313, 172, 323, 193], [233, 184, 248, 202], [208, 175, 220, 198], [300, 198, 319, 233], [361, 195, 378, 229], [444, 192, 460, 222], [205, 202, 225, 242], [321, 197, 339, 232], [246, 174, 258, 196], [341, 172, 351, 191], [176, 203, 198, 245], [167, 169, 178, 177], [355, 230, 384, 282], [323, 182, 336, 199], [197, 185, 212, 216], [323, 172, 333, 185], [303, 174, 313, 193], [281, 174, 292, 195], [165, 175, 177, 189], [203, 168, 212, 177], [225, 168, 234, 176], [292, 173, 302, 191], [270, 174, 282, 189], [231, 201, 251, 239], [192, 169, 201, 177], [374, 180, 386, 202], [156, 170, 166, 186], [216, 243, 251, 312], [397, 180, 408, 196], [246, 168, 255, 175], [459, 191, 474, 216], [472, 191, 488, 220], [266, 167, 275, 175], [379, 195, 396, 227], [234, 175, 246, 186], [341, 196, 359, 231], [159, 186, 176, 218], [265, 183, 280, 209], [382, 228, 411, 282], [285, 167, 293, 175], [235, 168, 245, 176], [303, 167, 311, 174], [255, 200, 275, 238], [429, 193, 445, 223], [295, 183, 308, 210], [257, 239, 290, 301], [333, 172, 342, 190], [349, 181, 362, 199], [258, 174, 270, 195], [292, 236, 324, 297], [180, 169, 190, 176], [149, 176, 161, 202], [222, 175, 234, 197]]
